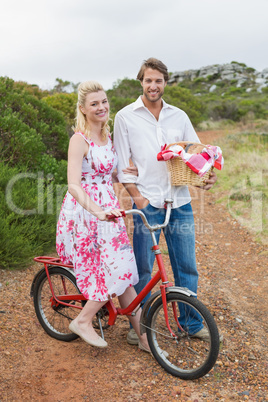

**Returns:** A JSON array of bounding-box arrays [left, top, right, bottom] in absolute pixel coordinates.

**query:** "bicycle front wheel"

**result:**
[[146, 292, 220, 380], [33, 266, 83, 342]]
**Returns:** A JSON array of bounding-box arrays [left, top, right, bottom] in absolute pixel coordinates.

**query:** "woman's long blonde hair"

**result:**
[[73, 81, 110, 139]]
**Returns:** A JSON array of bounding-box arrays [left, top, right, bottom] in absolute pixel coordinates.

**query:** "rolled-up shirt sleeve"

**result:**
[[114, 113, 137, 184]]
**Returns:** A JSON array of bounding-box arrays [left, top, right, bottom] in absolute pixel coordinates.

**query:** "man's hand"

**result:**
[[134, 196, 150, 210], [200, 170, 217, 191], [123, 183, 149, 209], [122, 165, 138, 176]]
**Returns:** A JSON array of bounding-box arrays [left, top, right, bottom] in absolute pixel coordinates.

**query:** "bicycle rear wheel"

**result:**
[[146, 292, 220, 380], [33, 266, 83, 341]]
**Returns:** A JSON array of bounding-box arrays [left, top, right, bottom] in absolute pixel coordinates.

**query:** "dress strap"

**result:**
[[74, 132, 90, 144]]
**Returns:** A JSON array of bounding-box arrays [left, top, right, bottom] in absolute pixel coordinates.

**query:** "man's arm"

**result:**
[[114, 113, 149, 209], [113, 113, 137, 184], [123, 183, 149, 210]]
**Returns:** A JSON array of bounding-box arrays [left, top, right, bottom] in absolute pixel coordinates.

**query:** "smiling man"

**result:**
[[113, 57, 218, 346]]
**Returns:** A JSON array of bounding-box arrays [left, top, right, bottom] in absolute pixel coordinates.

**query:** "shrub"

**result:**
[[109, 95, 137, 114], [107, 78, 142, 100], [43, 92, 77, 133], [163, 86, 205, 126], [0, 163, 67, 269], [13, 81, 50, 99], [246, 67, 256, 73], [226, 87, 245, 95], [206, 73, 220, 81], [216, 81, 225, 88], [0, 77, 69, 162], [193, 77, 205, 84], [0, 77, 69, 269], [210, 102, 241, 121], [0, 113, 46, 169], [231, 61, 247, 68]]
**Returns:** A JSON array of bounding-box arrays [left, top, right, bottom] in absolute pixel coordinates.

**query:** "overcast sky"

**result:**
[[1, 0, 267, 91]]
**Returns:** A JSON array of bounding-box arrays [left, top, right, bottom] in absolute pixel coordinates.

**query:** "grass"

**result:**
[[212, 130, 268, 244], [160, 249, 169, 255]]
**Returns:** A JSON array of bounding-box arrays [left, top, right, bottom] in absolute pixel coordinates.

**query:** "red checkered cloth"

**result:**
[[157, 144, 224, 177]]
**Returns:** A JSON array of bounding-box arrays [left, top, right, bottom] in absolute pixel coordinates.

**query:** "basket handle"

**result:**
[[166, 141, 207, 149]]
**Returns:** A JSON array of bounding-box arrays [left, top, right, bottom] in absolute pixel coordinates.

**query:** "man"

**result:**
[[113, 58, 217, 346]]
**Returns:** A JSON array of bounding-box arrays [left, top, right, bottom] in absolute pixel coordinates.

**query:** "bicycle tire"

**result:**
[[146, 292, 220, 380], [33, 266, 83, 342]]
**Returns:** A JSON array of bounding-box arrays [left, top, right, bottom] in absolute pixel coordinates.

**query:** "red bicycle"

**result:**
[[31, 199, 220, 380]]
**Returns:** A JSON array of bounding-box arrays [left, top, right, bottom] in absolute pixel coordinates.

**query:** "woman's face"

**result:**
[[81, 90, 109, 125]]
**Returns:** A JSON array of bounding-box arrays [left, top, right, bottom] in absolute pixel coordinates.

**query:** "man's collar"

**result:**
[[132, 96, 146, 111], [133, 95, 173, 111]]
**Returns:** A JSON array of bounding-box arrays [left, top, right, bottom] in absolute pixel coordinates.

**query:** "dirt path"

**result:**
[[1, 131, 267, 401]]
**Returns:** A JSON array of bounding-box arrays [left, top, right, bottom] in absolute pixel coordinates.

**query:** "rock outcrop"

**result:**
[[168, 62, 268, 93]]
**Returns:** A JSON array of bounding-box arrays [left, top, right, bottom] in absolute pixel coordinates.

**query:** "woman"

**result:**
[[56, 81, 149, 351]]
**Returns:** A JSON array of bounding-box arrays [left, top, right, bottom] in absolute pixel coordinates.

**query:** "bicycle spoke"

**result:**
[[33, 267, 83, 341], [146, 293, 220, 379]]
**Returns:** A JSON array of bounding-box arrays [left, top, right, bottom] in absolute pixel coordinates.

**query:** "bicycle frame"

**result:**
[[33, 256, 87, 308], [33, 199, 180, 338]]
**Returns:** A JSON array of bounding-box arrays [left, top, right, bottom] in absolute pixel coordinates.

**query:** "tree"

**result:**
[[52, 78, 80, 93]]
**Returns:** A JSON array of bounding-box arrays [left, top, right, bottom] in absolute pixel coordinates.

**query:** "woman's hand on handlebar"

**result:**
[[96, 208, 125, 222]]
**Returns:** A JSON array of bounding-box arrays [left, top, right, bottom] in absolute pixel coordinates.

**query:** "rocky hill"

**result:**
[[168, 61, 268, 94]]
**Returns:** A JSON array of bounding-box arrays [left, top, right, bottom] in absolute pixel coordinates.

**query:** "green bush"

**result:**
[[0, 77, 69, 269], [0, 77, 69, 162], [107, 78, 142, 102], [109, 95, 137, 114], [43, 92, 77, 133], [231, 61, 247, 68], [0, 113, 46, 169], [206, 73, 220, 81], [163, 86, 205, 126], [193, 77, 205, 84], [13, 81, 50, 99], [215, 81, 225, 88], [209, 101, 241, 121], [0, 163, 67, 269]]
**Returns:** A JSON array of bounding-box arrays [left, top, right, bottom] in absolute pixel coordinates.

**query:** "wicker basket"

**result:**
[[165, 141, 212, 186]]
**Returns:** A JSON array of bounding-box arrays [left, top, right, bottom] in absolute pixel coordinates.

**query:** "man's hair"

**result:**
[[137, 58, 169, 82]]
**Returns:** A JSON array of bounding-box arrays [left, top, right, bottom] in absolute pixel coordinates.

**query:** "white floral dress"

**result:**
[[56, 132, 138, 301]]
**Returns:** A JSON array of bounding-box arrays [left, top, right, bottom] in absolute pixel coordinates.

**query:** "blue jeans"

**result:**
[[132, 202, 203, 335]]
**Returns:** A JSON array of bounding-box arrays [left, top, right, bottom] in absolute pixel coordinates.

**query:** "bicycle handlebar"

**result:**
[[107, 199, 173, 232]]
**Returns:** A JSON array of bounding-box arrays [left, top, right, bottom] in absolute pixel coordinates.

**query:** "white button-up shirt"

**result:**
[[113, 96, 200, 208]]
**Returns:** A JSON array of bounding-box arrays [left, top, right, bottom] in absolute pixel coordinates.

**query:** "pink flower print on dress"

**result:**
[[57, 221, 64, 235], [119, 272, 133, 281], [90, 182, 98, 193], [67, 220, 75, 232], [94, 270, 108, 296], [111, 227, 131, 252]]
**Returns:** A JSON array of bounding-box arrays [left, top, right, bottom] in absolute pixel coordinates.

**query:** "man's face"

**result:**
[[141, 68, 167, 103]]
